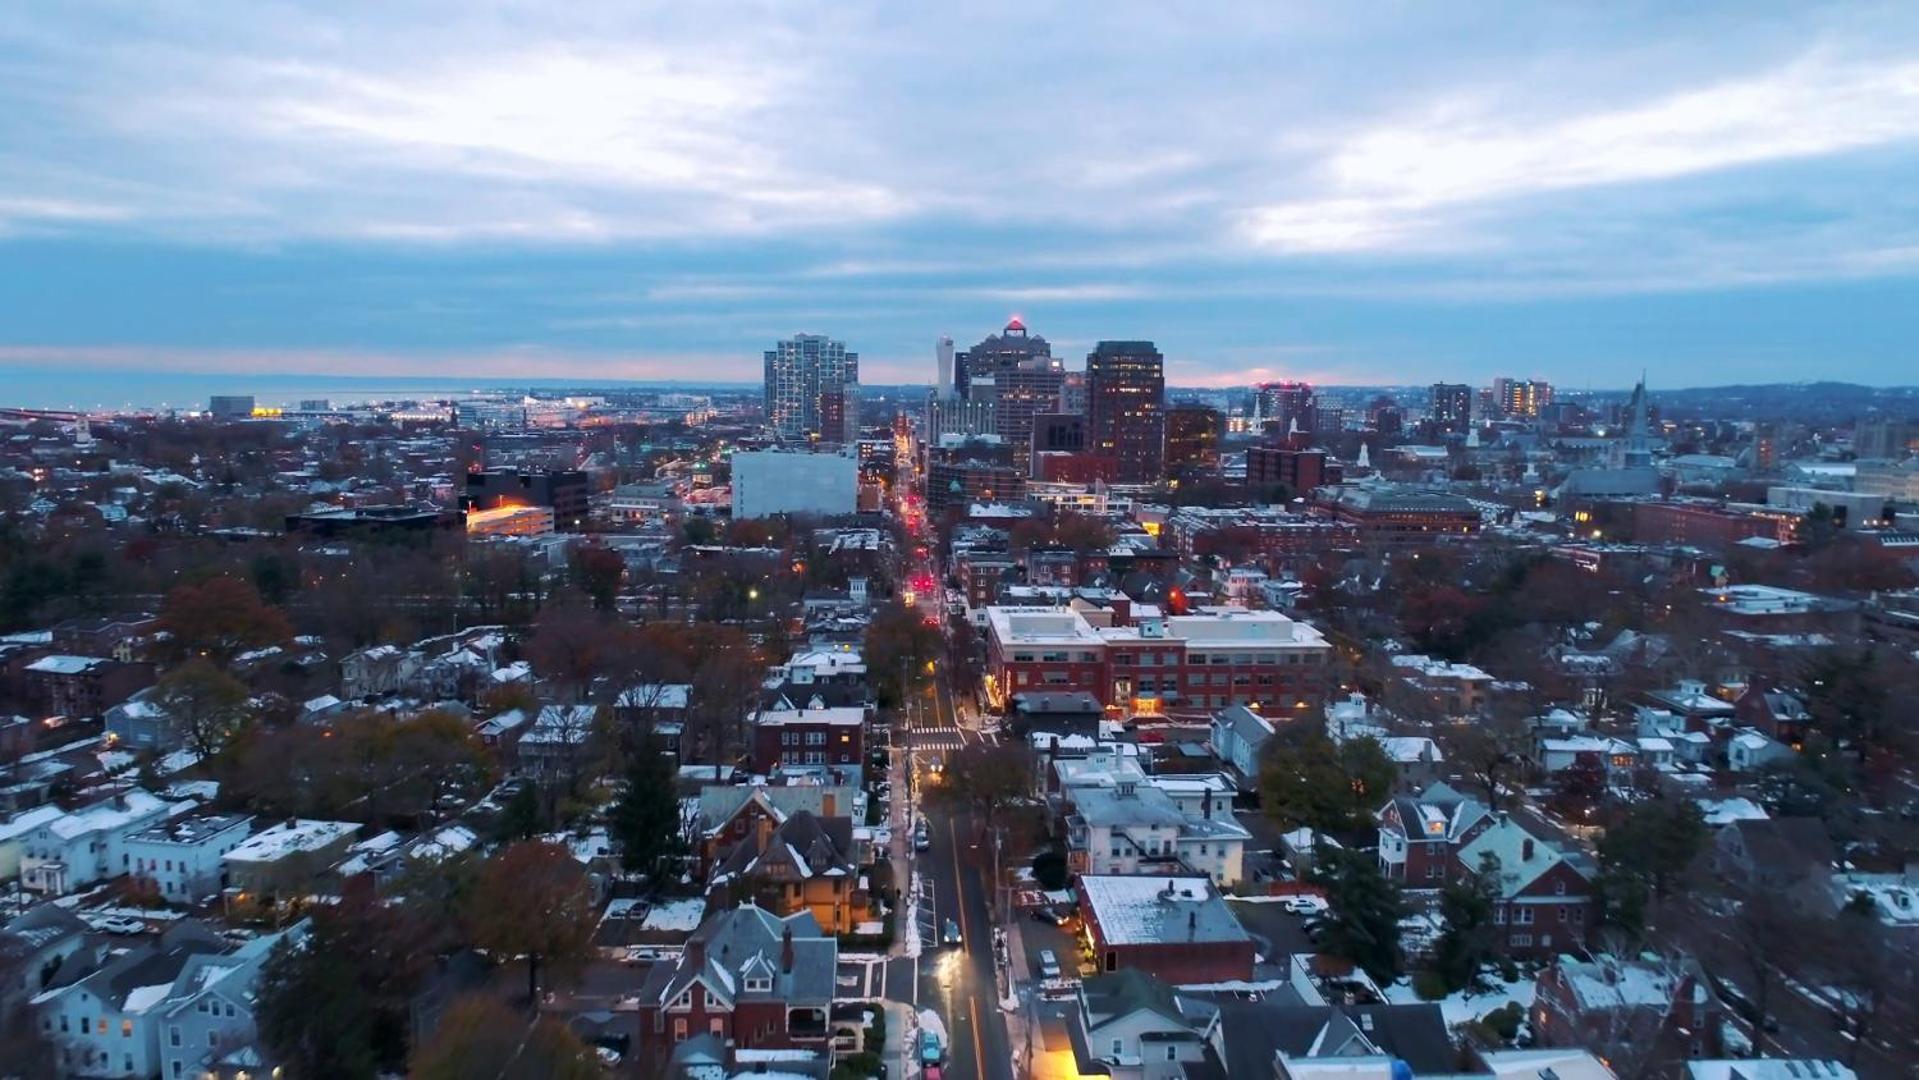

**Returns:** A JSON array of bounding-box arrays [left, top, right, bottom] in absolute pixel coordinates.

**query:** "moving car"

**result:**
[[942, 918, 962, 947], [1038, 949, 1061, 978]]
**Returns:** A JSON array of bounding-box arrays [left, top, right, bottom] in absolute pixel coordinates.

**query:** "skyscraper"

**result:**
[[935, 336, 955, 399], [1428, 383, 1472, 433], [994, 357, 1065, 464], [1491, 377, 1553, 418], [764, 334, 858, 441], [957, 317, 1050, 398], [1086, 341, 1166, 483]]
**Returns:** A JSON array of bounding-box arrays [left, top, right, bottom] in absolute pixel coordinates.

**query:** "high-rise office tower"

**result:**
[[764, 334, 858, 440], [1255, 381, 1315, 437], [1429, 383, 1473, 433], [935, 337, 956, 399], [993, 357, 1065, 464], [957, 317, 1051, 398], [1165, 404, 1223, 473], [1492, 377, 1553, 418], [1086, 341, 1166, 483], [1058, 371, 1088, 415]]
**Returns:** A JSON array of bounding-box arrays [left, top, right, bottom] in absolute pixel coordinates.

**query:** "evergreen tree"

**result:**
[[498, 780, 543, 841], [1315, 844, 1406, 985], [610, 741, 685, 889], [1432, 853, 1500, 992]]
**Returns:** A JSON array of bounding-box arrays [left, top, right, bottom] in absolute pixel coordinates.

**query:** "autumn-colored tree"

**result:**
[[409, 994, 600, 1080], [526, 599, 617, 703], [157, 575, 293, 662], [464, 842, 598, 1003], [151, 658, 255, 760], [865, 602, 944, 708]]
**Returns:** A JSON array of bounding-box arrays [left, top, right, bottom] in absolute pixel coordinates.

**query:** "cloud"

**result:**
[[1244, 51, 1919, 252]]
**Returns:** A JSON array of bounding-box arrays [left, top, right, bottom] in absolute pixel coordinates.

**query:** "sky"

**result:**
[[2, 2, 1918, 391]]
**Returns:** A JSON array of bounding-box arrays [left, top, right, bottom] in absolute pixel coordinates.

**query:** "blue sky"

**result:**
[[2, 2, 1917, 388]]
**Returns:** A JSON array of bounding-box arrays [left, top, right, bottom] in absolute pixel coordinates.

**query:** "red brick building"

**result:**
[[23, 656, 155, 719], [1314, 484, 1482, 545], [1246, 445, 1335, 495], [1076, 875, 1255, 983], [749, 704, 864, 777], [635, 906, 836, 1056], [983, 605, 1330, 718], [1628, 499, 1800, 549]]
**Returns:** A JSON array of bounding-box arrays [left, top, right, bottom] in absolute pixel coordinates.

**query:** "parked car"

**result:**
[[1030, 905, 1069, 926], [1038, 949, 1061, 978], [913, 825, 932, 852], [96, 916, 147, 935], [942, 918, 962, 947], [918, 1028, 944, 1066], [1280, 895, 1328, 916]]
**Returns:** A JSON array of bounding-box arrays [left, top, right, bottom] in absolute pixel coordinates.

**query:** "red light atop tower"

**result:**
[[1005, 315, 1026, 334]]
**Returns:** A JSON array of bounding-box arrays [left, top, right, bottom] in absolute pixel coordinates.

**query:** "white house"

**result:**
[[1209, 705, 1274, 786], [19, 791, 194, 895], [156, 924, 305, 1080], [339, 644, 423, 699], [124, 813, 254, 902], [1727, 729, 1795, 773]]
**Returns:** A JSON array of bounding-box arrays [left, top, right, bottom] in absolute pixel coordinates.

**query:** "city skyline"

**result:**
[[3, 5, 1919, 389]]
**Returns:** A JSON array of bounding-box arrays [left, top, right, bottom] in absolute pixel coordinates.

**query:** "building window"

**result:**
[[1511, 933, 1532, 947], [1112, 1039, 1124, 1057], [1554, 881, 1566, 896], [1515, 907, 1534, 925], [122, 1019, 133, 1037], [170, 1027, 180, 1047]]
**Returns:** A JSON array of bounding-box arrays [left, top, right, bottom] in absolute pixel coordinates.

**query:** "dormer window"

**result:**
[[673, 989, 692, 1009], [745, 975, 772, 993]]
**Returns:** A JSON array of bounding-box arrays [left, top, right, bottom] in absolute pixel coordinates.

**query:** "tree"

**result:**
[[1259, 732, 1396, 837], [930, 742, 1035, 832], [526, 600, 617, 703], [1549, 754, 1608, 823], [258, 882, 432, 1078], [498, 780, 544, 841], [157, 575, 293, 663], [865, 603, 944, 708], [610, 740, 685, 890], [570, 544, 626, 613], [1595, 798, 1706, 936], [465, 842, 598, 1004], [409, 994, 601, 1080], [0, 930, 58, 1079], [1314, 844, 1406, 985], [151, 658, 255, 760], [1432, 852, 1501, 993]]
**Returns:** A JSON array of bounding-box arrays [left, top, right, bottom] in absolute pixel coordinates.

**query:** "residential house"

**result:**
[[694, 784, 858, 870], [1386, 654, 1492, 717], [1065, 969, 1219, 1080], [709, 810, 869, 934], [154, 924, 306, 1080], [1458, 815, 1598, 958], [1210, 704, 1275, 788], [1061, 767, 1250, 887], [1010, 691, 1104, 741], [1732, 687, 1811, 745], [1726, 729, 1795, 773], [1377, 782, 1494, 886], [1076, 875, 1255, 983], [338, 644, 422, 699], [19, 790, 193, 895], [1715, 818, 1836, 893], [1533, 953, 1725, 1074], [50, 616, 158, 663], [33, 922, 226, 1079], [1687, 1062, 1856, 1080], [104, 689, 175, 752], [515, 705, 602, 785], [220, 819, 359, 898], [1536, 735, 1640, 782], [125, 813, 254, 903], [634, 905, 837, 1057], [1, 905, 99, 1005]]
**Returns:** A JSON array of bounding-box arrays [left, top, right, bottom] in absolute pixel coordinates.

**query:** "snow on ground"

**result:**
[[1178, 978, 1285, 993], [640, 897, 707, 932], [1385, 975, 1537, 1028], [918, 1008, 948, 1047], [902, 871, 923, 959]]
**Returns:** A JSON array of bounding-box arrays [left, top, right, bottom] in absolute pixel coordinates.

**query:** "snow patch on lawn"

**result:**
[[1385, 975, 1537, 1028]]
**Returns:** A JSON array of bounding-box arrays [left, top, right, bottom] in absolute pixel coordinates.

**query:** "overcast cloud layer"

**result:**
[[2, 2, 1917, 388]]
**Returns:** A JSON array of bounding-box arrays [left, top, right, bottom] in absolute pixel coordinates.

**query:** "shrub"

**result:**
[[1411, 969, 1449, 1001], [1481, 1002, 1523, 1042]]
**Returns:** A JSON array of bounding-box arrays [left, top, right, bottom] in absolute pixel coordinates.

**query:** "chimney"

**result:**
[[822, 792, 836, 818], [781, 926, 795, 973], [686, 936, 706, 969], [1201, 787, 1214, 819], [1188, 910, 1197, 940], [1522, 838, 1536, 862]]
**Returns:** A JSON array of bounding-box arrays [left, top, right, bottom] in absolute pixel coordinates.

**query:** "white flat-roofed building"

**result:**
[[126, 812, 253, 902], [730, 450, 857, 520], [221, 819, 359, 895]]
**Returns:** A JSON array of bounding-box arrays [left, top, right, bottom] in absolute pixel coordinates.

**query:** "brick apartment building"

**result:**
[[24, 656, 155, 719], [749, 704, 864, 777], [1627, 499, 1800, 549], [984, 604, 1331, 718], [1076, 875, 1255, 983]]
